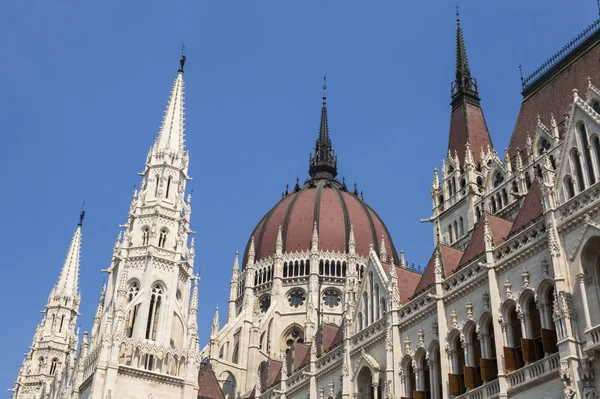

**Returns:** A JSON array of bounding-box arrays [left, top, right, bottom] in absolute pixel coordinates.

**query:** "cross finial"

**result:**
[[456, 5, 460, 23], [179, 44, 186, 73], [78, 201, 86, 226]]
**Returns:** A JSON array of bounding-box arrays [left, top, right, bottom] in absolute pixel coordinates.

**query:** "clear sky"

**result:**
[[1, 0, 597, 392]]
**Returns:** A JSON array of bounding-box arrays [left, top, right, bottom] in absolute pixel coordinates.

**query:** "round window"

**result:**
[[288, 290, 306, 308], [259, 295, 271, 313], [322, 289, 341, 308]]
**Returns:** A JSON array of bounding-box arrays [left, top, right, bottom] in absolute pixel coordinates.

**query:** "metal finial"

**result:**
[[179, 44, 186, 73], [322, 75, 327, 105], [456, 5, 460, 23], [78, 201, 86, 226]]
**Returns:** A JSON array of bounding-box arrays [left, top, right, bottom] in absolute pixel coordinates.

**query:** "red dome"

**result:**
[[243, 179, 398, 267]]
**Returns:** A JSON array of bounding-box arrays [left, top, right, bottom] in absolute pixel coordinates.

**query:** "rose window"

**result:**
[[287, 290, 306, 308]]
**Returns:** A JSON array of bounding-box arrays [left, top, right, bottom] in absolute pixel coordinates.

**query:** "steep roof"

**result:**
[[508, 181, 544, 236], [413, 245, 464, 296], [197, 362, 225, 399], [381, 262, 423, 303], [459, 214, 513, 266], [508, 22, 600, 164]]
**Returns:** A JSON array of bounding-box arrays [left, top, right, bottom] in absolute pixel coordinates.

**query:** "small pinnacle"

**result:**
[[78, 202, 86, 227], [323, 75, 327, 105]]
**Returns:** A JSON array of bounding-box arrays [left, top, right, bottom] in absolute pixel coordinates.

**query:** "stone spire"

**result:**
[[153, 55, 186, 155], [211, 307, 219, 338], [452, 8, 479, 105], [309, 76, 338, 180], [232, 251, 240, 280], [53, 210, 84, 299], [188, 276, 200, 351], [311, 221, 319, 253], [276, 225, 283, 256], [90, 284, 106, 343], [379, 235, 388, 262], [348, 225, 356, 255], [248, 236, 256, 267]]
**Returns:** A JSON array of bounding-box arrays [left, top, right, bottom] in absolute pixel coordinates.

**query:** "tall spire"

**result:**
[[309, 75, 338, 180], [452, 7, 480, 108], [54, 210, 84, 297], [153, 53, 186, 155]]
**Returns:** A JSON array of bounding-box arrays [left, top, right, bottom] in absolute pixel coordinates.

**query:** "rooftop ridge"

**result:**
[[522, 19, 600, 94]]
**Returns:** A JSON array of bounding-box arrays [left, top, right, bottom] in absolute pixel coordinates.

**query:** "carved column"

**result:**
[[577, 273, 593, 331]]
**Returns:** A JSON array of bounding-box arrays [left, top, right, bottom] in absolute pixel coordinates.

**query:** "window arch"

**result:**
[[579, 123, 596, 185], [594, 101, 600, 114], [448, 224, 453, 243], [448, 332, 466, 396], [127, 282, 140, 302], [525, 172, 532, 190], [465, 324, 482, 389], [142, 227, 150, 246], [363, 292, 369, 328], [493, 172, 504, 188], [565, 175, 576, 199], [166, 176, 173, 199], [505, 303, 525, 371], [158, 228, 168, 248], [49, 358, 58, 375], [453, 220, 459, 239], [145, 284, 163, 340], [358, 312, 363, 331], [479, 315, 498, 383], [282, 325, 304, 353], [459, 217, 464, 237], [402, 356, 416, 398], [154, 174, 160, 197], [222, 372, 236, 399], [538, 138, 551, 155], [572, 149, 586, 192], [594, 136, 600, 168]]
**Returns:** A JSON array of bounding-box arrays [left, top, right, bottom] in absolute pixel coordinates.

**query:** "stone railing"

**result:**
[[585, 324, 600, 348], [507, 353, 560, 391], [456, 379, 500, 399]]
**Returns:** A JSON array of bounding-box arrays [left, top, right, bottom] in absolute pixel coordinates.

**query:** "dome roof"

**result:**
[[243, 179, 399, 267]]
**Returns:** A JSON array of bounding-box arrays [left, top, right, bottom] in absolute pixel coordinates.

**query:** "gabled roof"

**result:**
[[197, 362, 225, 399], [508, 181, 543, 236], [413, 245, 464, 296], [381, 263, 423, 303], [267, 361, 282, 388], [459, 214, 513, 266], [318, 323, 340, 355]]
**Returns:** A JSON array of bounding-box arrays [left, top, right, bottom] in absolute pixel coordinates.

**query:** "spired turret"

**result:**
[[11, 212, 84, 399]]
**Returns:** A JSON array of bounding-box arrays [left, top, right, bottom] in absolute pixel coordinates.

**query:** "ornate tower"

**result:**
[[73, 55, 200, 399], [11, 212, 84, 399]]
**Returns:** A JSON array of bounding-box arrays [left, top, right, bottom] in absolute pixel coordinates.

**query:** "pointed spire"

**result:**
[[452, 6, 479, 105], [276, 225, 283, 256], [504, 148, 513, 175], [231, 251, 240, 280], [190, 276, 199, 317], [432, 168, 440, 190], [516, 149, 524, 170], [464, 141, 474, 168], [90, 284, 106, 342], [248, 235, 256, 267], [379, 235, 388, 262], [211, 306, 219, 338], [348, 225, 356, 255], [311, 221, 319, 253], [309, 76, 337, 180], [154, 54, 186, 155], [55, 211, 84, 297], [400, 249, 406, 269], [483, 216, 493, 251]]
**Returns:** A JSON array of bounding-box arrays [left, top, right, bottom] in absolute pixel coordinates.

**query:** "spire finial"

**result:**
[[178, 45, 186, 73], [309, 76, 337, 180], [456, 4, 460, 23], [452, 8, 479, 105], [78, 201, 85, 227]]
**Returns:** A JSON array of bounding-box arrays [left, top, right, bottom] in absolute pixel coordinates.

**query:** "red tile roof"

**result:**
[[508, 36, 600, 164], [459, 215, 513, 266], [448, 102, 493, 166], [413, 245, 464, 296], [318, 323, 340, 355], [267, 361, 282, 388], [509, 182, 543, 236], [197, 362, 225, 399]]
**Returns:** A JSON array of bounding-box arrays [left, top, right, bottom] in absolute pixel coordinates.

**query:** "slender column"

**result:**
[[371, 382, 379, 399], [577, 273, 593, 331]]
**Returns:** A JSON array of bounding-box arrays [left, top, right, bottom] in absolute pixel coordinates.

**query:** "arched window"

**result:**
[[322, 290, 341, 308], [428, 344, 443, 399], [49, 358, 58, 375], [404, 356, 416, 398], [466, 326, 482, 389], [476, 176, 483, 187], [579, 123, 596, 184], [525, 172, 532, 190], [166, 176, 172, 199], [283, 326, 304, 353], [493, 172, 504, 188], [565, 176, 576, 199], [222, 373, 236, 399], [415, 351, 429, 397], [358, 312, 363, 331], [287, 290, 306, 308], [480, 316, 498, 382], [128, 282, 139, 302], [573, 150, 586, 192], [145, 284, 163, 340], [502, 188, 508, 206], [158, 229, 168, 248], [374, 284, 380, 319], [523, 296, 544, 362], [154, 174, 160, 197], [363, 292, 369, 328], [506, 304, 525, 371], [491, 197, 497, 214], [454, 221, 459, 239], [142, 227, 150, 246], [380, 297, 386, 317], [125, 299, 140, 339], [594, 136, 600, 167], [448, 334, 466, 396], [232, 331, 240, 363], [476, 207, 481, 221], [594, 101, 600, 114], [448, 224, 453, 243], [59, 315, 65, 333], [538, 138, 551, 155]]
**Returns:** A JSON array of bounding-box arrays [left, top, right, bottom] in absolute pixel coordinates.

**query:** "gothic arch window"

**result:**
[[374, 284, 380, 319], [38, 357, 44, 373], [402, 356, 416, 398], [124, 299, 140, 338], [448, 333, 466, 396], [176, 289, 182, 303], [142, 227, 150, 246], [593, 101, 600, 114], [579, 123, 596, 185], [538, 138, 551, 155], [59, 315, 65, 333], [525, 172, 532, 190], [232, 330, 241, 364], [572, 149, 586, 192], [154, 174, 160, 197], [145, 284, 163, 340], [428, 343, 443, 399], [259, 332, 265, 350], [459, 217, 464, 237], [166, 176, 172, 199], [476, 176, 483, 187], [476, 207, 481, 221], [448, 224, 453, 243], [222, 372, 236, 399], [454, 220, 459, 240], [358, 312, 363, 331], [594, 136, 600, 168], [465, 325, 482, 389], [502, 188, 508, 206], [158, 228, 168, 248], [493, 172, 504, 188], [522, 294, 544, 362], [128, 282, 140, 302], [380, 297, 386, 317], [505, 303, 525, 371], [550, 155, 557, 170], [415, 350, 429, 396], [565, 175, 576, 199], [363, 292, 369, 328], [491, 197, 497, 214], [282, 326, 304, 353], [480, 315, 498, 382], [49, 358, 58, 376], [259, 295, 271, 313]]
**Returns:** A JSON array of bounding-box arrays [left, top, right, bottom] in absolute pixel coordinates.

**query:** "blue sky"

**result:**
[[1, 0, 597, 391]]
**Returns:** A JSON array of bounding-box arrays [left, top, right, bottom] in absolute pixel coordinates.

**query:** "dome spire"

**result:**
[[452, 7, 480, 107], [309, 75, 338, 180]]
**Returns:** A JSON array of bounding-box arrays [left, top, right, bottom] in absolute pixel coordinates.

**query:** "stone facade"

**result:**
[[10, 15, 600, 399]]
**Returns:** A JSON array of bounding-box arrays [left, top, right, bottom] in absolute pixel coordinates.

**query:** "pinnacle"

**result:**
[[55, 221, 83, 298], [154, 71, 186, 155]]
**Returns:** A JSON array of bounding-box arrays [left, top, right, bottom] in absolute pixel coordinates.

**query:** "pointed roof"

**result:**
[[508, 181, 543, 235], [197, 362, 225, 399], [55, 211, 84, 296], [459, 214, 513, 266], [309, 76, 338, 180], [413, 245, 464, 296], [447, 13, 493, 166], [154, 56, 186, 155]]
